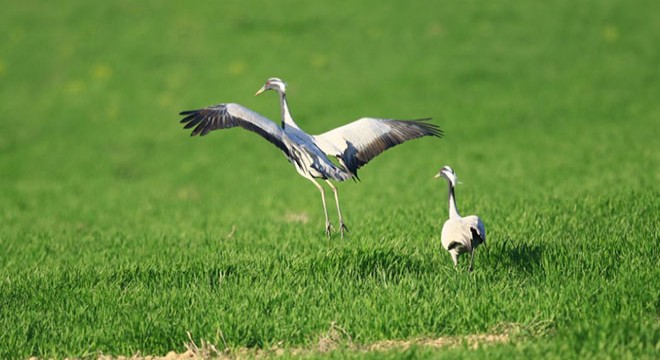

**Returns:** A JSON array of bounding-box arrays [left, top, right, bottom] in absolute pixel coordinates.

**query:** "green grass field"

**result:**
[[1, 0, 659, 358]]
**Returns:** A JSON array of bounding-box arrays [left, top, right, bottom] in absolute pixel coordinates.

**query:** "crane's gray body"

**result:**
[[436, 166, 486, 271]]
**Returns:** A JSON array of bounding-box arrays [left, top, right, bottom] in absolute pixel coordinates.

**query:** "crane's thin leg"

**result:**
[[309, 178, 332, 237], [325, 180, 348, 239], [468, 250, 475, 272]]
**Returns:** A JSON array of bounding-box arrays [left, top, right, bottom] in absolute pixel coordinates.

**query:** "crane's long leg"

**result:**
[[309, 178, 332, 237], [451, 251, 459, 269], [325, 180, 348, 239]]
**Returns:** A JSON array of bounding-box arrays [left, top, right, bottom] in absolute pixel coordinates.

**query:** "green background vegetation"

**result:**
[[1, 0, 658, 358]]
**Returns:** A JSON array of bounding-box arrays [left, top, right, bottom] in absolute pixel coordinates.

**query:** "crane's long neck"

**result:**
[[279, 92, 300, 129], [447, 182, 460, 219]]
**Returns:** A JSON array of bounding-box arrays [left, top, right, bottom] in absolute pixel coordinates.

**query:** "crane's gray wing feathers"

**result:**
[[179, 103, 291, 155], [314, 118, 442, 177]]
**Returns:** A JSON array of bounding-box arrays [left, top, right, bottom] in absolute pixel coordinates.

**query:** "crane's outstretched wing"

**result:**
[[179, 103, 291, 155], [314, 118, 442, 177]]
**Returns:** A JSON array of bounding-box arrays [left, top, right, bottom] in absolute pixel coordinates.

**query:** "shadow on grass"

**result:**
[[307, 246, 432, 283], [486, 239, 545, 274], [99, 239, 548, 291]]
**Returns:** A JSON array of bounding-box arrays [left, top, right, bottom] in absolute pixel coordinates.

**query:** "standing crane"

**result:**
[[179, 77, 443, 238], [435, 166, 486, 271]]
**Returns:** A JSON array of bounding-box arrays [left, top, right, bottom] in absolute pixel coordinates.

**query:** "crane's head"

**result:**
[[434, 165, 458, 186], [256, 77, 287, 96]]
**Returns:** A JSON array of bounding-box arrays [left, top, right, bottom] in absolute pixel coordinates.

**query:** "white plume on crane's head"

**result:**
[[256, 77, 287, 96], [435, 165, 458, 186]]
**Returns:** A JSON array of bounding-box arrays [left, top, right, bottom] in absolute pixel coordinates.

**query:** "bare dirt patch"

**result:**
[[282, 211, 310, 224], [49, 323, 517, 359]]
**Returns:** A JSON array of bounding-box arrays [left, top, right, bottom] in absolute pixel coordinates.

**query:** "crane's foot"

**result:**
[[325, 222, 333, 238], [339, 221, 349, 239]]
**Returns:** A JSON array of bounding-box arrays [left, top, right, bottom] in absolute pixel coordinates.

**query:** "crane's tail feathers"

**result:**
[[447, 242, 461, 251], [470, 227, 485, 247]]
